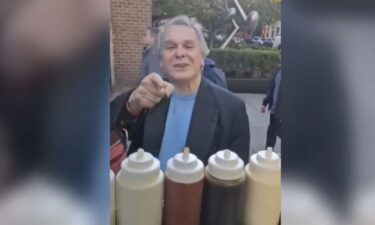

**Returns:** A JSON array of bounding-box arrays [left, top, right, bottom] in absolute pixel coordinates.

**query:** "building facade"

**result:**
[[110, 0, 152, 96], [262, 20, 281, 39]]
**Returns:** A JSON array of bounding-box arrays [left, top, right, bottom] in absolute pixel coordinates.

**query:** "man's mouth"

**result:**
[[173, 63, 189, 69]]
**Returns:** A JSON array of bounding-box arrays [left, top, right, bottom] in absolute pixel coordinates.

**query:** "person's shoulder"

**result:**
[[142, 46, 157, 60], [150, 46, 159, 56]]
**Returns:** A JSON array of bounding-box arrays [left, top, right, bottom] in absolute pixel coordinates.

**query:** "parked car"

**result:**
[[263, 38, 274, 48], [251, 36, 263, 45]]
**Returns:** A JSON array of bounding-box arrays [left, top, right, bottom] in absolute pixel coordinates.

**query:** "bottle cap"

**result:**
[[166, 147, 204, 184], [119, 148, 161, 186], [207, 149, 244, 180], [247, 147, 281, 184]]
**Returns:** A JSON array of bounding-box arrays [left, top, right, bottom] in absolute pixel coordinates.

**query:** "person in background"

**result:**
[[139, 26, 163, 80], [203, 57, 227, 89], [112, 15, 250, 171], [261, 64, 282, 148]]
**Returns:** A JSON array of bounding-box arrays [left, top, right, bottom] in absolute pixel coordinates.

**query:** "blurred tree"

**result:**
[[239, 0, 281, 36], [152, 0, 280, 46], [153, 0, 227, 48]]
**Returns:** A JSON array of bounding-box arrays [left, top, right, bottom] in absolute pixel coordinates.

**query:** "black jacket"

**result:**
[[111, 78, 250, 164]]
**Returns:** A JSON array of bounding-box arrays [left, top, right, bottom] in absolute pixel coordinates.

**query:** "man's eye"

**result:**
[[166, 46, 175, 50], [185, 45, 193, 49]]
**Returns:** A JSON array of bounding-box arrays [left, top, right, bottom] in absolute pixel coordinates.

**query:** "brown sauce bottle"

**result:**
[[163, 147, 205, 225]]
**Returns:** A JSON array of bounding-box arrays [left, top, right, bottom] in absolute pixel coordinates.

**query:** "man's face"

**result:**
[[160, 25, 204, 84], [143, 29, 155, 47]]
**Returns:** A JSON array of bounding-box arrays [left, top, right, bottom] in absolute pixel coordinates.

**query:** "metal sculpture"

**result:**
[[220, 0, 259, 49]]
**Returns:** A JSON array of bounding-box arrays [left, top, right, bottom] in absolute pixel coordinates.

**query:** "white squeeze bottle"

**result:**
[[110, 169, 115, 225], [116, 148, 164, 225], [244, 147, 281, 225]]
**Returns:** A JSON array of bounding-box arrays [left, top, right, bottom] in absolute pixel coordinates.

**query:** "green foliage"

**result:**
[[153, 0, 228, 47], [244, 0, 281, 36], [222, 0, 281, 36], [153, 0, 281, 47], [209, 48, 280, 79], [227, 41, 274, 51]]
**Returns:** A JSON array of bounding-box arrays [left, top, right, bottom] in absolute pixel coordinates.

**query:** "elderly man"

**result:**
[[112, 15, 250, 170]]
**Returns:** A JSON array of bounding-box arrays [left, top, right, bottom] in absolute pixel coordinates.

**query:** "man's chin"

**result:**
[[168, 72, 191, 81]]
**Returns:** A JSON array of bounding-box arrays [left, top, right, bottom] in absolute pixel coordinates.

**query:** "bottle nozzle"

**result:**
[[224, 149, 231, 159], [182, 147, 190, 160], [136, 148, 145, 159], [266, 147, 273, 158]]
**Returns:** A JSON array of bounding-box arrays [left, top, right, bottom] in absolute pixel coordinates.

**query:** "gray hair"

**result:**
[[156, 15, 210, 58]]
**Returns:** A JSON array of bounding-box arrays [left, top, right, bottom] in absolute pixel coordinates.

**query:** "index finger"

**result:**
[[148, 73, 165, 90]]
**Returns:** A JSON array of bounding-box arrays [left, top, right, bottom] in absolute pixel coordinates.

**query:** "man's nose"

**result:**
[[175, 46, 186, 58]]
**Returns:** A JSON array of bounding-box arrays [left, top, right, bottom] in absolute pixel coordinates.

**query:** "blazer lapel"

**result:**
[[187, 79, 219, 161], [143, 97, 170, 157]]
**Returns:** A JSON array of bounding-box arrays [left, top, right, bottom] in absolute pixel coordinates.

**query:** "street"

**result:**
[[236, 93, 281, 157]]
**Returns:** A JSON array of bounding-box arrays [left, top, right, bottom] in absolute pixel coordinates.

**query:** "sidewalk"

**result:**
[[236, 93, 281, 156]]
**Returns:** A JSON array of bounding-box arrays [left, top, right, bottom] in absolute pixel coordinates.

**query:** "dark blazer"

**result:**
[[111, 78, 250, 164]]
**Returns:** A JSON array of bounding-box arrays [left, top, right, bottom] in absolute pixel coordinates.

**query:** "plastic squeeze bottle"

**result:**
[[163, 147, 204, 225], [244, 147, 281, 225], [116, 148, 164, 225], [200, 149, 246, 225], [110, 169, 115, 225]]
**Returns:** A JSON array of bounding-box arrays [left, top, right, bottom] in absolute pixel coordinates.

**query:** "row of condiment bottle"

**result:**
[[110, 147, 281, 225]]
